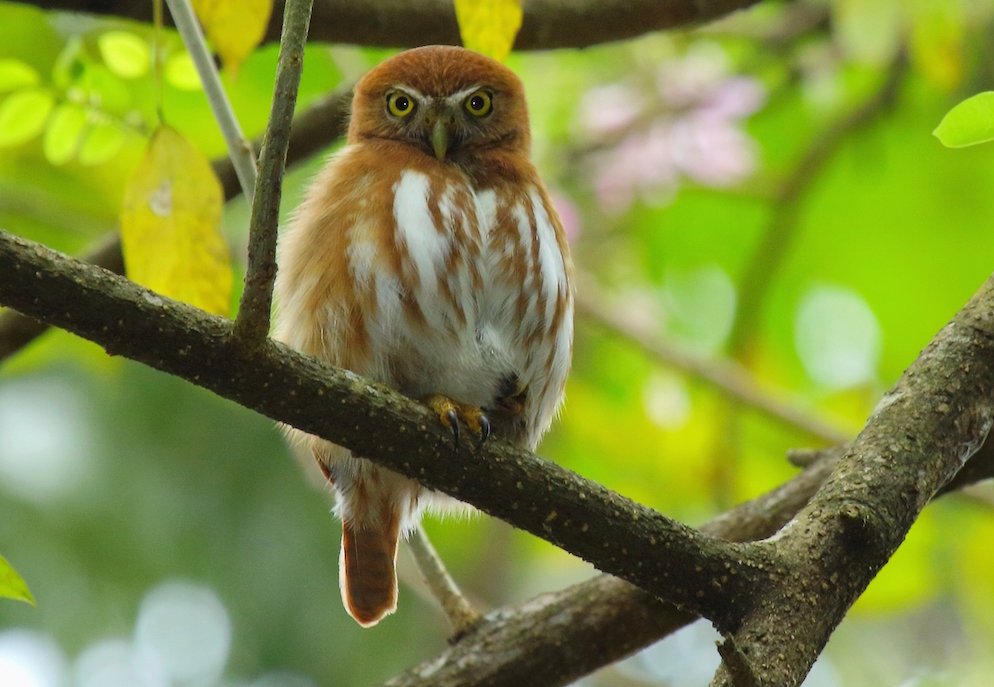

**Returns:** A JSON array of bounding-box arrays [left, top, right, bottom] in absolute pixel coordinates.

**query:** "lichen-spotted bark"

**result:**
[[0, 228, 765, 631], [710, 274, 994, 687]]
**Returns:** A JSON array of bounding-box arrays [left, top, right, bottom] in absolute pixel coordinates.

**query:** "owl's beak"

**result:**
[[430, 118, 450, 160]]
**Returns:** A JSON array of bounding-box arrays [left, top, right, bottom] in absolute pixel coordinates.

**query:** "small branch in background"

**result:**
[[576, 279, 849, 444], [233, 0, 313, 344], [709, 51, 908, 505], [164, 0, 258, 200], [726, 51, 908, 354], [407, 528, 482, 640]]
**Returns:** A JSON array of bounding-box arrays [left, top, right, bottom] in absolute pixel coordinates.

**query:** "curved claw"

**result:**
[[424, 394, 491, 450], [446, 408, 460, 448], [476, 414, 491, 451]]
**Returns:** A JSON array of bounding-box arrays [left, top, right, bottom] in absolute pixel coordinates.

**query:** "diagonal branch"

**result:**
[[382, 437, 994, 687], [576, 279, 850, 444], [11, 0, 766, 50], [726, 51, 907, 354], [165, 0, 258, 199], [711, 273, 994, 686], [233, 0, 314, 344], [0, 229, 767, 631]]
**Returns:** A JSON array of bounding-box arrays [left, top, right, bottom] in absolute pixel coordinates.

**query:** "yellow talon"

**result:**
[[424, 394, 490, 450]]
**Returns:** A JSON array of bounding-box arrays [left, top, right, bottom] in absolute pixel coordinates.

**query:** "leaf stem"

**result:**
[[233, 0, 314, 344], [164, 0, 257, 201]]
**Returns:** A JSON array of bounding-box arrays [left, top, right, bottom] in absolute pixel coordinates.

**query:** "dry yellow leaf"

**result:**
[[192, 0, 274, 73], [453, 0, 523, 62], [121, 125, 232, 316]]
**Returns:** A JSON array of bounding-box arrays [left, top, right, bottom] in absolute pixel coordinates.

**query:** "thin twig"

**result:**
[[233, 0, 314, 344], [164, 0, 257, 200], [576, 279, 850, 444], [407, 528, 482, 640]]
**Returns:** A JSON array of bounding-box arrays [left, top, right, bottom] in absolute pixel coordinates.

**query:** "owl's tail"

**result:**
[[339, 516, 400, 627]]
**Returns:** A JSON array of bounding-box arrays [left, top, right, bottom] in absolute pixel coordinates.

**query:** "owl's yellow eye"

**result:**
[[387, 91, 415, 117], [464, 90, 492, 117]]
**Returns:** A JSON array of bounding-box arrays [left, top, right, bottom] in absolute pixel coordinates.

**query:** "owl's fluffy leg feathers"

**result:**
[[340, 515, 400, 627], [424, 394, 491, 450]]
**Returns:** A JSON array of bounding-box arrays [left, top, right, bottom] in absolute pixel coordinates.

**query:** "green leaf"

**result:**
[[0, 88, 54, 147], [52, 37, 85, 90], [80, 63, 132, 114], [0, 553, 35, 606], [934, 92, 994, 148], [43, 102, 87, 164], [77, 117, 125, 165], [0, 58, 39, 93], [165, 51, 202, 91], [98, 30, 151, 79]]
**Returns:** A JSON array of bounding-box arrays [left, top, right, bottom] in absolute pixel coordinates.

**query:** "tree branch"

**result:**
[[406, 528, 481, 639], [576, 278, 850, 444], [233, 0, 313, 344], [11, 0, 765, 50], [726, 51, 907, 353], [382, 438, 994, 687], [164, 0, 258, 200], [0, 229, 766, 631], [711, 273, 994, 686]]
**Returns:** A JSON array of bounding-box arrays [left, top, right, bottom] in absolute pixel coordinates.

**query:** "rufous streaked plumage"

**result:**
[[275, 45, 573, 627]]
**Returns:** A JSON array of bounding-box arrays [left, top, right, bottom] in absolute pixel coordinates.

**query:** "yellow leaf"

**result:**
[[121, 125, 232, 316], [453, 0, 523, 62], [0, 553, 35, 606], [909, 4, 964, 91], [192, 0, 274, 73]]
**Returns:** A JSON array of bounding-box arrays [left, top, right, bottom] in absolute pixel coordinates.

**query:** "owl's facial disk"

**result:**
[[380, 85, 505, 161]]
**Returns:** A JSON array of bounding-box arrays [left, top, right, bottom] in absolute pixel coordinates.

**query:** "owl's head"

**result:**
[[348, 46, 530, 165]]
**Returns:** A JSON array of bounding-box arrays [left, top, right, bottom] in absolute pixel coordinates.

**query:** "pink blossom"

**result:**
[[550, 191, 583, 243]]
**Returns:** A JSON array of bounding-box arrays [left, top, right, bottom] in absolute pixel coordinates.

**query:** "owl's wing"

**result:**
[[274, 146, 396, 375]]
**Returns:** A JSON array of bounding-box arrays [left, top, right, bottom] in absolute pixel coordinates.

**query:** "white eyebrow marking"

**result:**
[[391, 84, 426, 100], [445, 85, 483, 106]]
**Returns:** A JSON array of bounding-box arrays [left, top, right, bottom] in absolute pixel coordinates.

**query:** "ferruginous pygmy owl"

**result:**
[[274, 45, 574, 627]]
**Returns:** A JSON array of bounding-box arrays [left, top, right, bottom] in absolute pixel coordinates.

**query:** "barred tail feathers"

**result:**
[[339, 514, 400, 627]]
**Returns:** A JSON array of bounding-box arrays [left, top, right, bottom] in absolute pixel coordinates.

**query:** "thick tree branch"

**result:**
[[12, 0, 765, 50], [711, 273, 994, 686], [0, 230, 766, 631], [234, 0, 314, 344], [383, 438, 994, 687]]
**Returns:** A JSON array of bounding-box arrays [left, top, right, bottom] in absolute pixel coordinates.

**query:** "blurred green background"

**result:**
[[2, 1, 994, 685]]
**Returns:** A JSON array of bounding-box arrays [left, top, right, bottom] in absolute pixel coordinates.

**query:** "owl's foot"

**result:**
[[424, 395, 491, 450]]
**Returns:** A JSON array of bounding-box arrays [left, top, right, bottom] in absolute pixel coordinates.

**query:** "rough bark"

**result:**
[[0, 230, 766, 632], [3, 227, 993, 686], [11, 0, 764, 49]]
